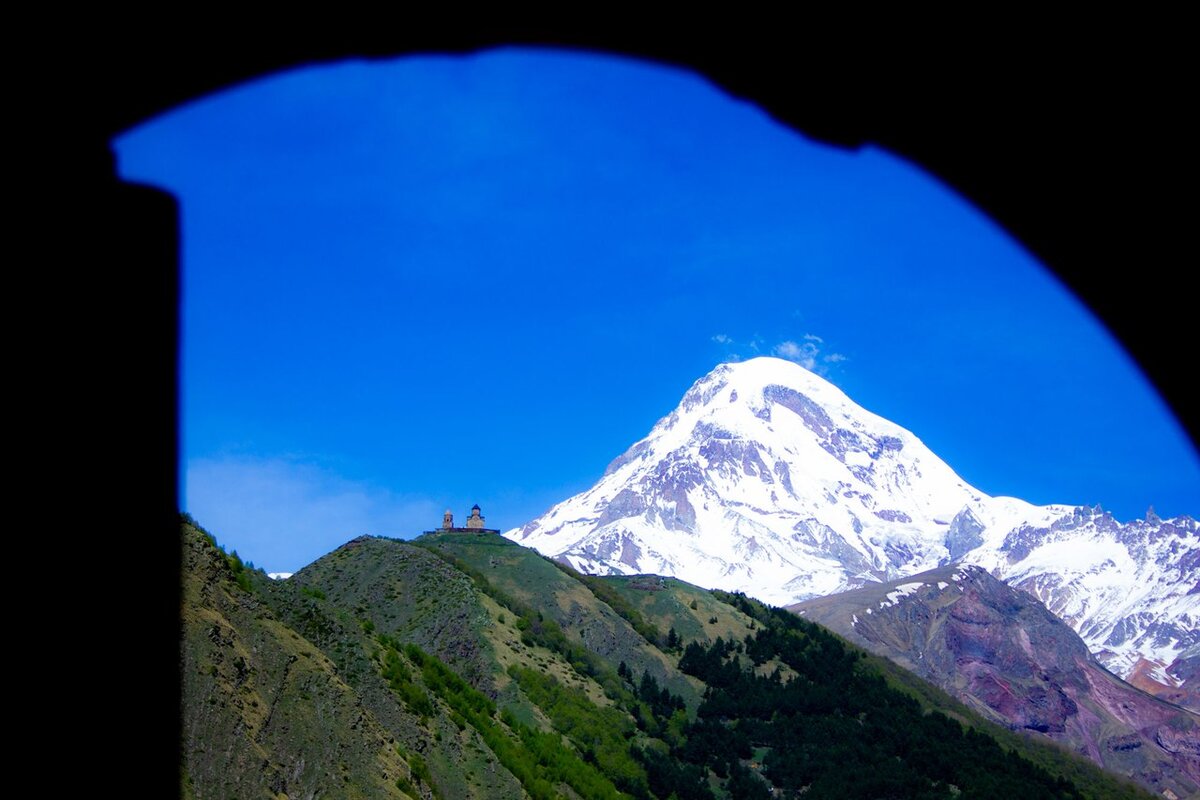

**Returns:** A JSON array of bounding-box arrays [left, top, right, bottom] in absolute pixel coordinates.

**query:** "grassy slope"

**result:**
[[181, 521, 414, 799], [600, 576, 754, 645], [413, 532, 701, 706], [288, 536, 497, 692], [184, 521, 1155, 800], [600, 575, 801, 682], [278, 531, 665, 799], [270, 536, 552, 799]]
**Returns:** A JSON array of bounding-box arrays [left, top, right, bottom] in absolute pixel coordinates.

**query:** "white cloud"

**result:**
[[716, 333, 843, 375], [185, 455, 441, 573], [772, 335, 848, 376], [773, 339, 818, 370], [774, 340, 805, 359]]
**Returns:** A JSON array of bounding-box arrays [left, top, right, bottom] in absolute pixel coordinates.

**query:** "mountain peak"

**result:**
[[681, 356, 854, 415], [508, 362, 1196, 684], [513, 356, 996, 602], [700, 355, 830, 387]]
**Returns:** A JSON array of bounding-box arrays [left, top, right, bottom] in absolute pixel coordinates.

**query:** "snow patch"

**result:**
[[879, 581, 924, 609]]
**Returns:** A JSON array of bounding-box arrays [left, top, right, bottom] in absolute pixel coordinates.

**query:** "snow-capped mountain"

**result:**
[[973, 506, 1199, 689], [506, 357, 1198, 682]]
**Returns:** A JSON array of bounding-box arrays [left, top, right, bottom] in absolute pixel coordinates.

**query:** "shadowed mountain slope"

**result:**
[[793, 565, 1200, 798]]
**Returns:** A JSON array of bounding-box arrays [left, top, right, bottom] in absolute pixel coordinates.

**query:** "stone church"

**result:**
[[435, 504, 499, 534]]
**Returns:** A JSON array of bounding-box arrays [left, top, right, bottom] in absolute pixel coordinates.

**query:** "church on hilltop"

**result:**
[[430, 504, 500, 534]]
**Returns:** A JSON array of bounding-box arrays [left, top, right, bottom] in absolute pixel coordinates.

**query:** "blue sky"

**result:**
[[114, 47, 1199, 573]]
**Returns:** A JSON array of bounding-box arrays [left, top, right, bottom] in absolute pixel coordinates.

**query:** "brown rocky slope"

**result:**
[[793, 564, 1200, 799]]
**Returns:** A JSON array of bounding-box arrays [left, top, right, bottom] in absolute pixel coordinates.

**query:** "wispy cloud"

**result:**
[[773, 340, 812, 366], [715, 331, 846, 376], [772, 337, 847, 375], [185, 455, 441, 573]]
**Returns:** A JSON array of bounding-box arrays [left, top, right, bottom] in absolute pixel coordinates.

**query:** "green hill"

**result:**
[[182, 519, 1153, 799], [181, 520, 414, 799]]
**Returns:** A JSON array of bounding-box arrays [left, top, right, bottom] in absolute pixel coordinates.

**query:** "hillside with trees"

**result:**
[[181, 517, 1153, 799]]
